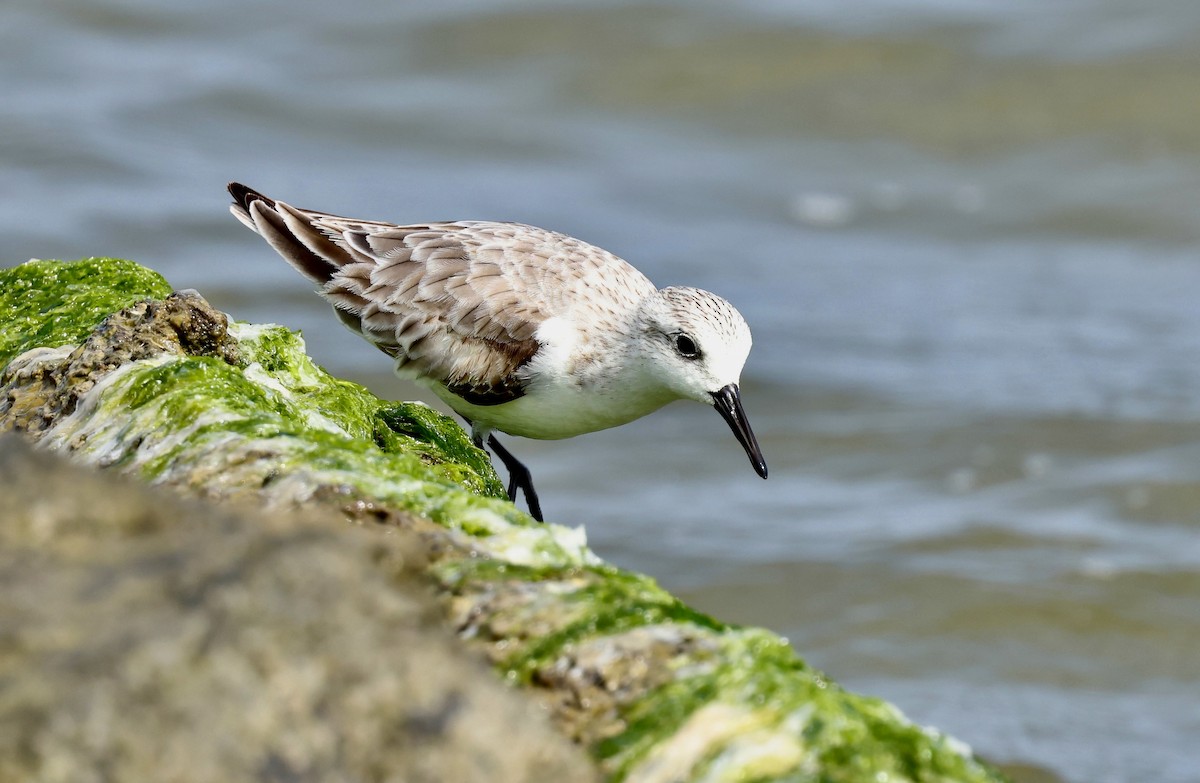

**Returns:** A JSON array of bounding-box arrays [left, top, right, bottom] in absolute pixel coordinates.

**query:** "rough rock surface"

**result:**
[[0, 258, 1011, 783], [1, 290, 239, 434], [0, 437, 597, 783]]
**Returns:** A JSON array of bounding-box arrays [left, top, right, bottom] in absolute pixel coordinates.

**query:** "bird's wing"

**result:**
[[228, 183, 653, 406]]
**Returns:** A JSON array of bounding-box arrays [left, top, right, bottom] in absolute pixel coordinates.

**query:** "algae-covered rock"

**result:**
[[0, 256, 173, 368], [2, 288, 239, 433], [0, 257, 1009, 783]]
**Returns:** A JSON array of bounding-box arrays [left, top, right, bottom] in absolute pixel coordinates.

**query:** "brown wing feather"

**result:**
[[228, 182, 657, 407]]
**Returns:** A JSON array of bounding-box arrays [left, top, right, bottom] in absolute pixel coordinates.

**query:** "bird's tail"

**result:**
[[227, 181, 348, 286]]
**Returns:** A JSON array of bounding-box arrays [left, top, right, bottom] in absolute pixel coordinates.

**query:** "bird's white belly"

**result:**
[[428, 377, 675, 441]]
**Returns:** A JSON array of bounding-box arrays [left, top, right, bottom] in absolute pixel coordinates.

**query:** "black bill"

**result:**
[[711, 383, 768, 479]]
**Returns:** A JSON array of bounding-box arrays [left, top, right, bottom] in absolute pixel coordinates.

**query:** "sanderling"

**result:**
[[228, 183, 767, 521]]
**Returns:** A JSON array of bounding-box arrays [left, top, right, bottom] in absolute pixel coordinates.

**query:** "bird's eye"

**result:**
[[674, 333, 701, 359]]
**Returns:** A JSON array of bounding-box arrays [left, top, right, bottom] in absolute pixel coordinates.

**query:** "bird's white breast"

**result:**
[[430, 315, 676, 440]]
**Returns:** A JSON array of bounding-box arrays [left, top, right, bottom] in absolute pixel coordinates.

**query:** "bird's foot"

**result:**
[[486, 434, 544, 522]]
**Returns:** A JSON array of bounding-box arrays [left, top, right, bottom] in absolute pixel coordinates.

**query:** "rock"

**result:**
[[0, 437, 597, 783], [0, 257, 1011, 783], [1, 290, 239, 434]]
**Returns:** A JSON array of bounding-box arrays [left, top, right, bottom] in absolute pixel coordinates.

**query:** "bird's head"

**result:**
[[636, 287, 768, 479]]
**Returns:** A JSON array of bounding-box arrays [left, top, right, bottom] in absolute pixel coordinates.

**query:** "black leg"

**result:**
[[486, 434, 544, 522]]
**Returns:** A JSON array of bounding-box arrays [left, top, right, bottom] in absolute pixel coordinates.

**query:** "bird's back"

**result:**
[[229, 184, 656, 406]]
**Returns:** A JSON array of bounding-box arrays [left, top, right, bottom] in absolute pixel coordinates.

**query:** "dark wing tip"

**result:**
[[227, 182, 274, 211], [227, 182, 342, 284]]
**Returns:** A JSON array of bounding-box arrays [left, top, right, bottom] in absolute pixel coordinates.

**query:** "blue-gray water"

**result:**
[[4, 2, 1200, 780]]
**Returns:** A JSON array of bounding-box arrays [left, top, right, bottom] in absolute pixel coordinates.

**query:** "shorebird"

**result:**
[[228, 183, 767, 521]]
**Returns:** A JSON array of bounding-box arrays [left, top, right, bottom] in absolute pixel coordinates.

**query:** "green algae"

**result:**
[[93, 354, 498, 498], [432, 556, 733, 678], [232, 322, 505, 499], [599, 675, 724, 775], [503, 574, 727, 680], [375, 402, 505, 498], [233, 322, 378, 441], [0, 257, 172, 368], [434, 528, 1005, 782], [598, 629, 1003, 783]]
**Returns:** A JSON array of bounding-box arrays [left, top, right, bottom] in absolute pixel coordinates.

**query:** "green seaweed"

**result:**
[[598, 674, 723, 775], [503, 574, 728, 681], [375, 402, 505, 498], [234, 323, 382, 441], [600, 629, 1002, 783], [230, 322, 504, 496], [0, 257, 172, 367], [434, 558, 588, 589], [101, 355, 495, 496], [430, 556, 732, 680]]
